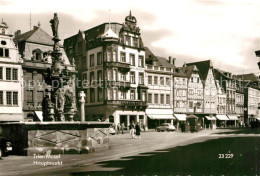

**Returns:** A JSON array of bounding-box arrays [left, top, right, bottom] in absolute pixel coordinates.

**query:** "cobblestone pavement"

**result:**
[[0, 128, 254, 176]]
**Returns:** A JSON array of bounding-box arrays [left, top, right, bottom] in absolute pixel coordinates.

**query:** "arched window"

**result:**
[[32, 49, 42, 61]]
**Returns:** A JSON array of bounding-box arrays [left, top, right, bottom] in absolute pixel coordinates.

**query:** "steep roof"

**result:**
[[14, 26, 62, 46], [181, 65, 198, 79], [186, 60, 213, 81], [235, 73, 260, 82], [156, 56, 175, 68]]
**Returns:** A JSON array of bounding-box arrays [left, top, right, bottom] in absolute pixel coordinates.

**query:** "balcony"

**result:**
[[106, 80, 131, 89], [104, 61, 131, 71], [106, 100, 148, 108]]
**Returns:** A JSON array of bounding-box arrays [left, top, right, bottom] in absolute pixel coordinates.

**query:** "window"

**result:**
[[6, 92, 12, 105], [125, 36, 131, 46], [97, 52, 102, 65], [0, 67, 2, 80], [108, 70, 112, 80], [13, 92, 18, 105], [113, 89, 117, 100], [108, 89, 112, 100], [107, 51, 111, 61], [130, 54, 135, 66], [113, 51, 117, 62], [120, 52, 126, 62], [90, 54, 94, 67], [166, 77, 170, 86], [97, 70, 102, 84], [33, 49, 42, 61], [6, 68, 11, 80], [139, 73, 144, 84], [142, 91, 146, 101], [0, 48, 9, 57], [148, 76, 152, 85], [189, 101, 193, 108], [148, 94, 152, 103], [98, 88, 103, 102], [154, 94, 158, 104], [133, 38, 138, 47], [166, 95, 170, 104], [130, 72, 135, 83], [120, 72, 126, 81], [154, 76, 158, 85], [160, 94, 164, 104], [189, 89, 193, 95], [160, 77, 164, 86], [0, 91, 3, 105], [138, 56, 144, 67], [12, 69, 18, 80], [130, 90, 135, 100], [90, 88, 95, 102], [90, 72, 94, 85], [120, 91, 126, 99], [113, 69, 117, 81]]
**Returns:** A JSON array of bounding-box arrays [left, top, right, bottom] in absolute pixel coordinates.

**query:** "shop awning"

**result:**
[[0, 114, 23, 121], [227, 115, 239, 120], [35, 111, 43, 121], [205, 116, 216, 120], [216, 115, 229, 120], [174, 114, 186, 121], [148, 114, 175, 120], [257, 118, 260, 121]]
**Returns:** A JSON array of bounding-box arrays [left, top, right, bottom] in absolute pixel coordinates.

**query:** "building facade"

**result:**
[[65, 12, 148, 127], [182, 65, 204, 114], [145, 49, 175, 128], [0, 20, 23, 122]]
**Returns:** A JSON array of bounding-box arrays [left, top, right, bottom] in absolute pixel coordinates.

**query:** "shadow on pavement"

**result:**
[[69, 137, 260, 176], [213, 128, 260, 135]]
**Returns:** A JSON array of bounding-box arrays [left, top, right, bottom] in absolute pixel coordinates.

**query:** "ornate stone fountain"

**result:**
[[42, 13, 75, 122]]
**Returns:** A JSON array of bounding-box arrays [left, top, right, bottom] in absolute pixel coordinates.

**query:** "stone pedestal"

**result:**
[[0, 122, 111, 155]]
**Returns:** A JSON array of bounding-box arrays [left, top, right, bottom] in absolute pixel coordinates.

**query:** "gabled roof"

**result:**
[[156, 56, 175, 68], [235, 73, 260, 82], [144, 47, 155, 61], [181, 65, 199, 79], [213, 69, 231, 81], [14, 26, 62, 46], [186, 60, 213, 81]]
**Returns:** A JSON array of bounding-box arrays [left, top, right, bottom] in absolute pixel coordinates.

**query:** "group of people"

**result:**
[[112, 121, 142, 138]]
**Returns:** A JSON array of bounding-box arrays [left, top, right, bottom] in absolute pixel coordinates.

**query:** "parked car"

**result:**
[[0, 137, 12, 159], [109, 127, 116, 135], [156, 123, 176, 132]]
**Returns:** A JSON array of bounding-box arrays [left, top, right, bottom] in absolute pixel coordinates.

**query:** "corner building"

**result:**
[[65, 12, 148, 126], [0, 20, 23, 122]]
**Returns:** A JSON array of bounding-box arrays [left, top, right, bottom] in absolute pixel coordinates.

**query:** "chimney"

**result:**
[[172, 58, 176, 66], [33, 25, 39, 30], [14, 30, 21, 38], [168, 56, 172, 64]]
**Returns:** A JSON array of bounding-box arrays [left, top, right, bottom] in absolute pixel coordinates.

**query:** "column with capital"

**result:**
[[79, 91, 86, 122]]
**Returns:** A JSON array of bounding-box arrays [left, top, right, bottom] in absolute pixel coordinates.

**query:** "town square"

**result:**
[[0, 0, 260, 175]]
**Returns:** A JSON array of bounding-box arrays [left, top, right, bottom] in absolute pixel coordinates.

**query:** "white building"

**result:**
[[0, 20, 23, 122]]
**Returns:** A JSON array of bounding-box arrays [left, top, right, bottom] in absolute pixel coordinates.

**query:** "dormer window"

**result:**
[[133, 38, 138, 47], [0, 48, 9, 58], [125, 36, 131, 46], [32, 49, 42, 61], [2, 28, 5, 34]]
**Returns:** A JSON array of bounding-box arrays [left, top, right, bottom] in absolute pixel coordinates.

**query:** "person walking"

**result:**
[[129, 121, 135, 138], [117, 123, 121, 135], [135, 122, 141, 138], [121, 123, 125, 134]]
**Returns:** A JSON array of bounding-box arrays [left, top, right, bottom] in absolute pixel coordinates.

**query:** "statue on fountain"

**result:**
[[42, 13, 76, 122]]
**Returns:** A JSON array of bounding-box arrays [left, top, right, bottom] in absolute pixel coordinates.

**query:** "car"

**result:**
[[156, 123, 176, 132], [0, 137, 12, 159], [109, 127, 116, 135]]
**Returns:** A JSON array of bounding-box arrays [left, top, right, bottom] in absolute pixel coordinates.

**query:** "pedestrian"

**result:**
[[135, 122, 141, 138], [117, 123, 120, 134], [143, 124, 146, 132], [121, 123, 125, 134], [129, 121, 135, 138]]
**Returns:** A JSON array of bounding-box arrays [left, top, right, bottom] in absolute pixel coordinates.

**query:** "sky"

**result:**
[[1, 0, 260, 75]]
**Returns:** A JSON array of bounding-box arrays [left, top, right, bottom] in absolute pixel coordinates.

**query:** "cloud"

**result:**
[[1, 0, 260, 74]]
